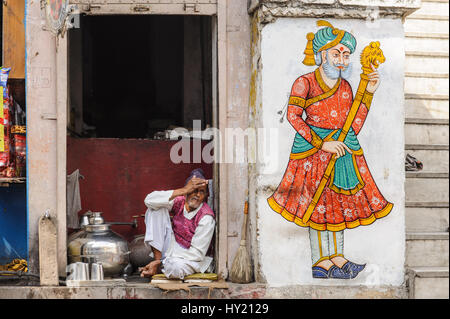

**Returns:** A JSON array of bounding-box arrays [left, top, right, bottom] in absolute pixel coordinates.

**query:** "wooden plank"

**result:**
[[79, 4, 217, 15], [39, 212, 59, 286], [2, 0, 25, 79], [217, 0, 228, 281], [56, 35, 68, 277]]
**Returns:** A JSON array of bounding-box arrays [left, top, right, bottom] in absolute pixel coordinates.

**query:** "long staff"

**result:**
[[302, 42, 384, 224]]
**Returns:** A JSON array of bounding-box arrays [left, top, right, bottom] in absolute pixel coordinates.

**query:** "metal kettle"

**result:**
[[67, 212, 132, 278]]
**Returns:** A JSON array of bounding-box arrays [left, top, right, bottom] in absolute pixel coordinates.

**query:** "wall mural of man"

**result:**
[[267, 20, 393, 279]]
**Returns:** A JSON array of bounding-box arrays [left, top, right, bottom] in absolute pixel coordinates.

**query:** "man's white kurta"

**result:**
[[143, 190, 215, 278]]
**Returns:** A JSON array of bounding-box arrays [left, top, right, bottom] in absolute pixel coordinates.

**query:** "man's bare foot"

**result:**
[[140, 260, 162, 278], [315, 259, 334, 271], [330, 256, 348, 268]]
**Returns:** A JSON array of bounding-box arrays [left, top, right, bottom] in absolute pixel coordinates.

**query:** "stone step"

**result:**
[[405, 76, 449, 96], [405, 32, 449, 39], [405, 54, 449, 74], [407, 15, 449, 21], [405, 177, 449, 202], [406, 51, 449, 58], [404, 18, 449, 34], [405, 144, 449, 151], [407, 266, 449, 299], [406, 202, 449, 208], [405, 72, 449, 79], [409, 0, 449, 17], [405, 232, 449, 267], [405, 148, 449, 173], [406, 172, 449, 178], [405, 36, 449, 53], [406, 206, 449, 232], [405, 118, 450, 125], [405, 93, 449, 100], [405, 144, 449, 152], [405, 98, 449, 119], [405, 122, 449, 145]]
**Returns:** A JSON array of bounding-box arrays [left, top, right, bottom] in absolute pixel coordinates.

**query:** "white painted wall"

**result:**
[[256, 18, 406, 286]]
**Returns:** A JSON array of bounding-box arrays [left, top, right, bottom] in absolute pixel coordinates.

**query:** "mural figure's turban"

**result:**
[[303, 20, 357, 66]]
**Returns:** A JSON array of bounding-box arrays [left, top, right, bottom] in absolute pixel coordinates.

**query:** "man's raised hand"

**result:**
[[169, 177, 208, 200], [184, 177, 208, 194]]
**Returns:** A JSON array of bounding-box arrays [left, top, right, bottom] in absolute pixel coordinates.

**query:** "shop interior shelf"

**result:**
[[0, 178, 26, 187]]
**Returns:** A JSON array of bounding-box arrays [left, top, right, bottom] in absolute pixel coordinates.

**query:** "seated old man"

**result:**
[[140, 168, 215, 279]]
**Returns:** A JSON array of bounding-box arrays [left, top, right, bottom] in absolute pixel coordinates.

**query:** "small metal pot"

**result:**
[[129, 234, 154, 270], [88, 211, 105, 225], [79, 212, 92, 228]]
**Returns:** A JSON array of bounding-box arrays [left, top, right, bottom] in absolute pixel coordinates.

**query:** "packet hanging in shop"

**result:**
[[0, 68, 11, 172], [0, 136, 10, 174], [0, 68, 11, 98], [13, 134, 26, 177]]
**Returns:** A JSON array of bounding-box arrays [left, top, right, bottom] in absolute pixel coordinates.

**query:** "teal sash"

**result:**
[[291, 126, 362, 191]]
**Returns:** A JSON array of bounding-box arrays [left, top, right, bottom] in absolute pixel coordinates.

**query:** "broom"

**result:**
[[230, 198, 253, 283]]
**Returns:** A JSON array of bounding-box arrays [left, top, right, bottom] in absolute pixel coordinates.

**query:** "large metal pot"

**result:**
[[67, 212, 132, 278]]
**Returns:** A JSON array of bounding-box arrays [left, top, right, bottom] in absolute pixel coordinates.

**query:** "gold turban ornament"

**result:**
[[302, 20, 346, 66], [302, 32, 316, 66]]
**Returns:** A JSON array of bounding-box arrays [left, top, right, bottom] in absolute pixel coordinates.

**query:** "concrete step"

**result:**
[[405, 121, 449, 145], [405, 148, 449, 173], [405, 76, 449, 96], [405, 53, 449, 74], [406, 205, 449, 232], [405, 36, 449, 53], [407, 266, 449, 299], [406, 232, 449, 267], [404, 18, 449, 34], [405, 176, 449, 202], [405, 97, 449, 119]]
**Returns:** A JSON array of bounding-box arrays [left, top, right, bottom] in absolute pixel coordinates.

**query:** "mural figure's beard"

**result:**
[[323, 60, 353, 80]]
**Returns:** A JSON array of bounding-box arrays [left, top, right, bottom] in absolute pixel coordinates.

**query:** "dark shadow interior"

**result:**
[[69, 14, 213, 139]]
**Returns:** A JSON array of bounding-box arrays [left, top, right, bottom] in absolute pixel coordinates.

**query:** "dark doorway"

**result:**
[[69, 14, 213, 139]]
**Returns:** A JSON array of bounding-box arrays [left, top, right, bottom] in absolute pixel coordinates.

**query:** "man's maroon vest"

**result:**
[[171, 196, 215, 249]]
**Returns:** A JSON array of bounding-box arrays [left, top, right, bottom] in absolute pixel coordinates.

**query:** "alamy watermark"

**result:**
[[169, 120, 280, 174]]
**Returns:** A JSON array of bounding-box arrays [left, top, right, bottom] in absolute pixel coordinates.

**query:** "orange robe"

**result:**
[[267, 68, 393, 231]]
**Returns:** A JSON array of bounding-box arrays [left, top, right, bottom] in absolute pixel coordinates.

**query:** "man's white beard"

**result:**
[[323, 60, 353, 80], [187, 197, 201, 210]]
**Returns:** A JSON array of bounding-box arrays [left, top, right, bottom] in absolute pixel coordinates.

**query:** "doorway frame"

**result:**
[[56, 2, 228, 278]]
